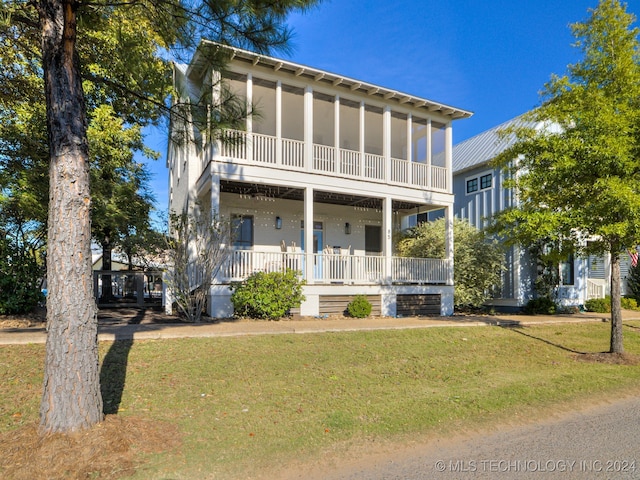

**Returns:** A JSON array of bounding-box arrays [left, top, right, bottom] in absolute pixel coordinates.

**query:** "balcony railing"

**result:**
[[218, 130, 449, 191], [220, 250, 449, 285]]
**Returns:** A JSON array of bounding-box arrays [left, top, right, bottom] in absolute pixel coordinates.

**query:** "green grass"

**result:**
[[2, 321, 640, 479]]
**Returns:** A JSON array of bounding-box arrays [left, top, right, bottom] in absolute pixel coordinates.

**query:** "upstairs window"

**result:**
[[466, 171, 493, 195], [480, 173, 492, 190]]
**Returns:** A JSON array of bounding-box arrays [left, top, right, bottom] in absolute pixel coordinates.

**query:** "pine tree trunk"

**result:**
[[38, 0, 103, 432], [610, 253, 624, 354]]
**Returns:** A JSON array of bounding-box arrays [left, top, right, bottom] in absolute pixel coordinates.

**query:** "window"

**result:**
[[480, 173, 492, 190], [466, 178, 478, 194], [465, 171, 493, 195], [232, 215, 253, 249], [560, 255, 574, 286]]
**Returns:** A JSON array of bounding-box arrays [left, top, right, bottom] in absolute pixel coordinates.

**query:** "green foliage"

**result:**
[[346, 295, 372, 318], [488, 1, 640, 352], [626, 262, 640, 302], [230, 269, 305, 320], [0, 233, 43, 314], [523, 297, 557, 315], [621, 296, 638, 310], [585, 296, 611, 313], [396, 218, 504, 308]]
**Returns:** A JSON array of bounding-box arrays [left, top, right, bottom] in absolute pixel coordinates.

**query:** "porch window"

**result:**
[[232, 214, 254, 249]]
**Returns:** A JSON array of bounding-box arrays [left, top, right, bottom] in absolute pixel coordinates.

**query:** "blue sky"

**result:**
[[145, 0, 616, 217]]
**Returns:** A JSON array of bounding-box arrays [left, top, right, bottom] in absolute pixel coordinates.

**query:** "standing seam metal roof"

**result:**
[[452, 115, 537, 174]]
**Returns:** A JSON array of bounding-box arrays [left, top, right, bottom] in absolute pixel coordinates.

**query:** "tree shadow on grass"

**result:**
[[99, 309, 144, 415], [500, 325, 589, 354]]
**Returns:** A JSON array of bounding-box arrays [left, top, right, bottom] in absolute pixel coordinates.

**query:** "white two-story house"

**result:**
[[168, 41, 472, 318]]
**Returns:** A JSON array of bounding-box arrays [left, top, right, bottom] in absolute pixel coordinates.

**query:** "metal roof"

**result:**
[[452, 115, 538, 174], [190, 41, 473, 120]]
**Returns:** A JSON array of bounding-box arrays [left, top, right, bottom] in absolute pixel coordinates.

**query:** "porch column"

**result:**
[[445, 205, 454, 286], [406, 112, 412, 168], [383, 196, 393, 284], [211, 70, 221, 159], [359, 101, 365, 178], [210, 172, 222, 289], [304, 186, 314, 284], [334, 95, 340, 175], [246, 73, 253, 161], [304, 85, 313, 172], [383, 106, 391, 181], [276, 80, 282, 165], [426, 118, 432, 189], [445, 121, 453, 192]]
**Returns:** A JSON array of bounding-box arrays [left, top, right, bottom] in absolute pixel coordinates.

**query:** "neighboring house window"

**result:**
[[560, 255, 574, 286], [232, 214, 253, 249], [480, 173, 492, 190], [466, 178, 478, 194], [466, 171, 493, 195]]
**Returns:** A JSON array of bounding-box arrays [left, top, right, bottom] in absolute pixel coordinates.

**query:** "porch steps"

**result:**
[[319, 295, 382, 316], [396, 294, 441, 316]]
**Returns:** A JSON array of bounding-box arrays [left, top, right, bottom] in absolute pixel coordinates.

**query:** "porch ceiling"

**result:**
[[220, 180, 424, 211]]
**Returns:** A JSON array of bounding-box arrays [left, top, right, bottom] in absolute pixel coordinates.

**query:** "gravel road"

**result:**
[[299, 395, 640, 480]]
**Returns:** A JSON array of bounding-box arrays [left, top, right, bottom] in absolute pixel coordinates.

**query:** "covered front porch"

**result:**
[[201, 176, 454, 317]]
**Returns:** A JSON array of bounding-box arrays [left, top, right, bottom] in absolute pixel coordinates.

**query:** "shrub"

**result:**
[[621, 296, 638, 310], [395, 218, 504, 308], [230, 269, 305, 320], [346, 295, 372, 318], [523, 297, 557, 315], [584, 296, 611, 313], [0, 236, 44, 315]]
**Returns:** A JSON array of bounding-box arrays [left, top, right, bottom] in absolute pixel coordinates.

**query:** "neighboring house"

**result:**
[[167, 41, 472, 318], [451, 115, 630, 310], [92, 250, 165, 308]]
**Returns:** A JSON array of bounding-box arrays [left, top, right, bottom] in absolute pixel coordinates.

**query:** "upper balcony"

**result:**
[[217, 129, 450, 191]]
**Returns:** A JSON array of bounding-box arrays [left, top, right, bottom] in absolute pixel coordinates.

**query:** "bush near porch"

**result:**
[[230, 269, 305, 320]]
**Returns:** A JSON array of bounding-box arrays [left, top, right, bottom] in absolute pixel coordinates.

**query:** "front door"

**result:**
[[301, 221, 323, 280]]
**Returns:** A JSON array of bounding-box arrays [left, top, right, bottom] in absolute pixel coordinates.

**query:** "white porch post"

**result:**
[[334, 95, 340, 174], [359, 101, 365, 178], [406, 112, 412, 163], [276, 80, 282, 165], [445, 121, 453, 192], [246, 73, 253, 161], [383, 106, 391, 181], [304, 186, 314, 284], [383, 196, 393, 284], [208, 172, 222, 317], [426, 118, 432, 188], [304, 85, 313, 172], [210, 70, 221, 160], [445, 205, 454, 286]]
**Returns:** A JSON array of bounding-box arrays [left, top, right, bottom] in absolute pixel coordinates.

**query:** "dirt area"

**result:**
[[0, 416, 180, 480]]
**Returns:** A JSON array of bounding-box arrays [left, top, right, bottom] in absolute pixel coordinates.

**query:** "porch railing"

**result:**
[[220, 250, 449, 285], [218, 130, 449, 191], [587, 279, 606, 300], [93, 270, 164, 307]]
